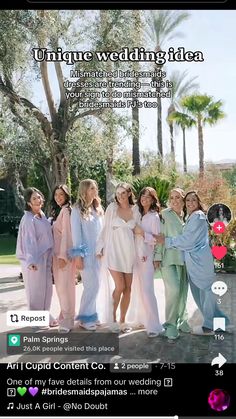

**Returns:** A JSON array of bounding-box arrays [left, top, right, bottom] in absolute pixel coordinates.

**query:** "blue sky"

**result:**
[[139, 10, 236, 169]]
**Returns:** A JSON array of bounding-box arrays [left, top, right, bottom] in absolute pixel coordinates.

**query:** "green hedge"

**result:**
[[132, 176, 171, 207]]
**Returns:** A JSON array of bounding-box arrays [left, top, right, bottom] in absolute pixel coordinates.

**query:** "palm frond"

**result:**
[[147, 10, 190, 48]]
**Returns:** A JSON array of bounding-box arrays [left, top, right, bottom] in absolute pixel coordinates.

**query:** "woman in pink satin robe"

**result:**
[[51, 185, 76, 332]]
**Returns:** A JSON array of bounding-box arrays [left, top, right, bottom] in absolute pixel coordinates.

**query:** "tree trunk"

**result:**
[[132, 11, 141, 175], [157, 96, 163, 158], [182, 127, 187, 173], [132, 80, 140, 175], [9, 173, 25, 212], [106, 156, 114, 206], [169, 121, 175, 165], [105, 73, 115, 204], [155, 48, 163, 159], [52, 151, 68, 187], [198, 116, 204, 176]]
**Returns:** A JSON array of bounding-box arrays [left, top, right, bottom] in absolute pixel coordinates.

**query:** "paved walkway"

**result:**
[[0, 264, 235, 364]]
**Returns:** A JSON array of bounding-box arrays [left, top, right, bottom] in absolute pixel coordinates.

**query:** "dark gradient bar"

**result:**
[[0, 0, 233, 10], [27, 0, 227, 2], [2, 417, 236, 419], [27, 0, 227, 3]]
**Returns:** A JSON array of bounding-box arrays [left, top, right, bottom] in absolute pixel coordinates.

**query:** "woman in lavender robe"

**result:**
[[16, 187, 55, 323]]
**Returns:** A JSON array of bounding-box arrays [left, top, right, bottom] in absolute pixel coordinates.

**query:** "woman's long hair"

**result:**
[[137, 187, 161, 218], [76, 179, 103, 218], [215, 205, 225, 219], [50, 184, 71, 221], [183, 190, 206, 220], [24, 187, 45, 211], [115, 182, 135, 206]]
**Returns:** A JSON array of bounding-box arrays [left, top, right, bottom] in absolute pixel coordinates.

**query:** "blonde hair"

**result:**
[[167, 188, 185, 208], [169, 188, 185, 199], [76, 179, 103, 218]]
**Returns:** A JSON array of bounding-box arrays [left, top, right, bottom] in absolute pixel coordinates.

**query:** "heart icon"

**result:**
[[17, 387, 27, 396], [211, 246, 227, 260], [28, 387, 39, 396]]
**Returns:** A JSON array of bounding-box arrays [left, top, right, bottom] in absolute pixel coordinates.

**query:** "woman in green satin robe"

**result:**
[[154, 188, 191, 340]]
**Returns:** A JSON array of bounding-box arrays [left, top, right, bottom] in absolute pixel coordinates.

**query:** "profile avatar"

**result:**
[[208, 388, 230, 412], [207, 203, 232, 226]]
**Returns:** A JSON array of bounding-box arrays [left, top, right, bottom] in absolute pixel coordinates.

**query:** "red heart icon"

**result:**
[[211, 246, 227, 260]]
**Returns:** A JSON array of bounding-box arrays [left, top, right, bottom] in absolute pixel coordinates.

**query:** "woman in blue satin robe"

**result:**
[[70, 179, 104, 331]]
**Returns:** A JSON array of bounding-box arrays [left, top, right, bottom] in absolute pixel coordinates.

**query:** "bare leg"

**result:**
[[109, 270, 125, 322], [120, 273, 132, 323]]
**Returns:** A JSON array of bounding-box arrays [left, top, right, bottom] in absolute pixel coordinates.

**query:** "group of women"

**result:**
[[16, 179, 230, 337]]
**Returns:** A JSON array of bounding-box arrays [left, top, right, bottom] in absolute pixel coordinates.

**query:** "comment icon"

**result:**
[[211, 281, 228, 297]]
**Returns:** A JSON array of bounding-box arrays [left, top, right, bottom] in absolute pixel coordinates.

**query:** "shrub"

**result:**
[[131, 176, 171, 207]]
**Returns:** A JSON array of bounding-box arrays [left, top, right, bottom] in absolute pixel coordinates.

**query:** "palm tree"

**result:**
[[169, 111, 196, 172], [146, 10, 190, 158], [132, 10, 142, 175], [167, 70, 198, 163], [181, 94, 225, 176]]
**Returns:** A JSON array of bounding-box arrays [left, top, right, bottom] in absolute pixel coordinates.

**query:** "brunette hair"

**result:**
[[24, 187, 45, 211], [50, 184, 71, 221], [215, 205, 225, 218], [137, 187, 161, 218], [183, 190, 206, 220], [115, 182, 135, 206]]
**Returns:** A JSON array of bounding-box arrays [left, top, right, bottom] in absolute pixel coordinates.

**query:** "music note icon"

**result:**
[[7, 402, 14, 410]]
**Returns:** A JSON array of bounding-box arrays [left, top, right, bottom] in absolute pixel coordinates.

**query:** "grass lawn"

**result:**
[[0, 234, 19, 264]]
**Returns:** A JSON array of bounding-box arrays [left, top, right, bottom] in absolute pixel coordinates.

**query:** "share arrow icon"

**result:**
[[211, 353, 227, 368]]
